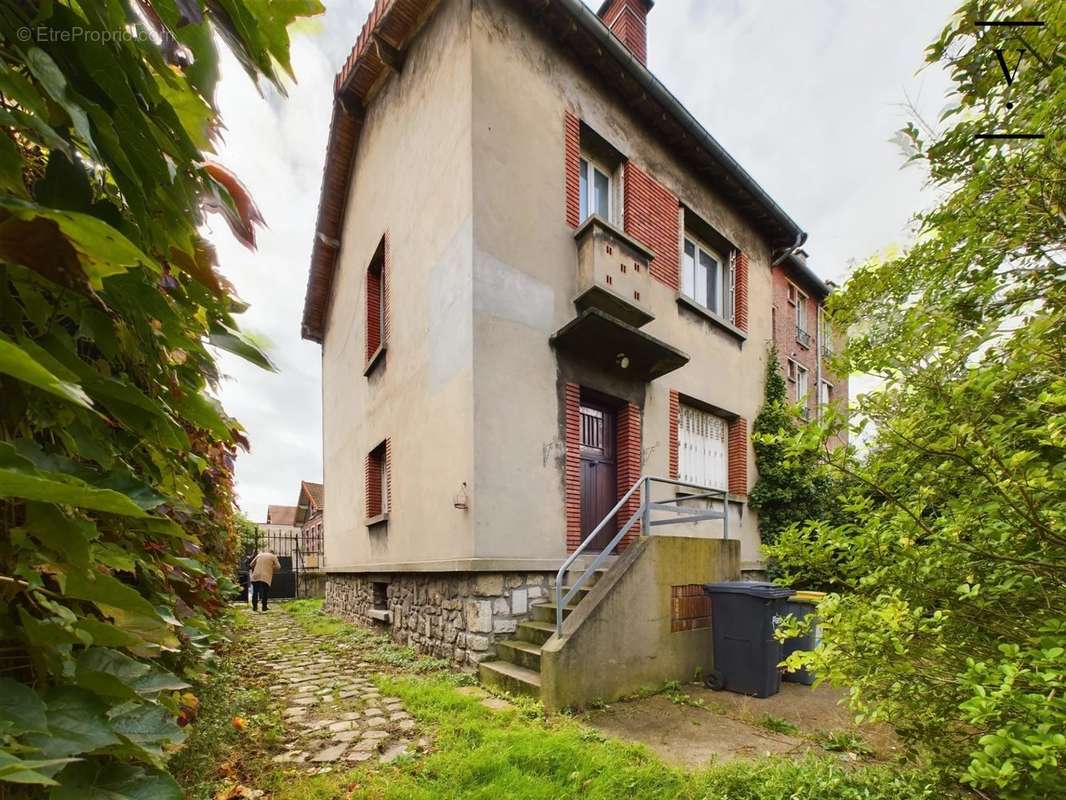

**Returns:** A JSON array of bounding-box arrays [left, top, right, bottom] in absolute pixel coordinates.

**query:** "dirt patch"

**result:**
[[581, 682, 898, 768]]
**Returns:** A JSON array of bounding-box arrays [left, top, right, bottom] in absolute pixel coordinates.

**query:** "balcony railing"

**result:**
[[795, 325, 813, 349]]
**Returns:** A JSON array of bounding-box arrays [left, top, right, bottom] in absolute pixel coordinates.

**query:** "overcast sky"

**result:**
[[208, 0, 957, 522]]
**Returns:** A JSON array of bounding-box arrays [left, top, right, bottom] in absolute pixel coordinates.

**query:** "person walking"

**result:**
[[249, 549, 281, 612]]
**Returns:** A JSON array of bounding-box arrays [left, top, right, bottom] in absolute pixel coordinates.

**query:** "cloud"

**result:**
[[208, 0, 955, 520]]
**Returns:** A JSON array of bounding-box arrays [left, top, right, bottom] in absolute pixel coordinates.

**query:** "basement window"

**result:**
[[372, 582, 388, 611]]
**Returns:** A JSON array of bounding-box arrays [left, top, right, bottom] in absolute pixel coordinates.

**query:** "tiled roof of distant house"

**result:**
[[265, 505, 298, 526]]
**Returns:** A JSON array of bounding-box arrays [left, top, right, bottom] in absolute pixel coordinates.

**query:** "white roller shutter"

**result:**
[[678, 404, 727, 490]]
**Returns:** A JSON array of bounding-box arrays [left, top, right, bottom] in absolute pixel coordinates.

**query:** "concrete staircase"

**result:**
[[478, 569, 606, 698]]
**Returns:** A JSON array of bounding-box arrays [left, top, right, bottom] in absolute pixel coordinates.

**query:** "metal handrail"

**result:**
[[554, 475, 730, 635]]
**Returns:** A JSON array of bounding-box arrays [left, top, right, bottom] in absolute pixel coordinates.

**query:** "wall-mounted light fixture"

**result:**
[[616, 352, 630, 369], [453, 482, 469, 510]]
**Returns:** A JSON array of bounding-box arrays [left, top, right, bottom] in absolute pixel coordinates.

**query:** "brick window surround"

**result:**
[[623, 162, 679, 290], [564, 111, 582, 228], [365, 439, 390, 521], [365, 234, 389, 367], [734, 251, 749, 333], [564, 385, 642, 553], [668, 390, 748, 497]]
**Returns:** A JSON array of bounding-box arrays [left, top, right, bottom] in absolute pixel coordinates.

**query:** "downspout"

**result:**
[[771, 231, 807, 266]]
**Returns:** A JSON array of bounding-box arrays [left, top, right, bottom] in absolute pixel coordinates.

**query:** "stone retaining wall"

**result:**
[[325, 572, 555, 668]]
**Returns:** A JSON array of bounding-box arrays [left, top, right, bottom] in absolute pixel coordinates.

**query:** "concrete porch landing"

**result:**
[[580, 682, 899, 767]]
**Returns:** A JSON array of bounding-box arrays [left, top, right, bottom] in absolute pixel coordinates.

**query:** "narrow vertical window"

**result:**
[[365, 236, 387, 372], [579, 154, 612, 222], [366, 440, 389, 522]]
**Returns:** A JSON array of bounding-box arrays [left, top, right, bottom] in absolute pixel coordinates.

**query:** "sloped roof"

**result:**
[[266, 505, 298, 526], [295, 481, 324, 525], [301, 0, 811, 343]]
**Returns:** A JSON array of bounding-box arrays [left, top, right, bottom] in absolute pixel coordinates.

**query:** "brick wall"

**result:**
[[599, 0, 650, 65], [668, 389, 679, 479], [564, 111, 581, 228], [727, 417, 748, 497], [623, 162, 679, 290], [616, 401, 642, 549], [734, 250, 749, 332]]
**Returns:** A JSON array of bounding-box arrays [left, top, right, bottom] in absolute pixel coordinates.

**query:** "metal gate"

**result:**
[[238, 528, 301, 601]]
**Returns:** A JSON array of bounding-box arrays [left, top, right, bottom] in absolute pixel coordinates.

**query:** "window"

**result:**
[[365, 238, 386, 370], [795, 364, 809, 414], [366, 441, 389, 521], [819, 380, 833, 408], [795, 288, 809, 334], [579, 155, 612, 222], [682, 234, 733, 321], [786, 282, 799, 305], [820, 312, 834, 357], [678, 404, 728, 490]]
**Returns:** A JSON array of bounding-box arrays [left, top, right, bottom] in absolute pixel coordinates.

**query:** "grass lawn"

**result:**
[[172, 599, 957, 800]]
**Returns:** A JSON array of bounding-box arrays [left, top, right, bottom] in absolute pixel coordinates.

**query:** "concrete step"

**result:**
[[479, 659, 541, 698], [516, 619, 556, 646], [531, 602, 574, 624], [495, 638, 542, 671]]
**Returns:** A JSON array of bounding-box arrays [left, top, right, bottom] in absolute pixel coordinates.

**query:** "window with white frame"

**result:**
[[578, 155, 612, 223], [795, 363, 809, 408], [682, 234, 734, 321], [819, 380, 833, 408], [678, 403, 728, 490], [795, 287, 809, 334]]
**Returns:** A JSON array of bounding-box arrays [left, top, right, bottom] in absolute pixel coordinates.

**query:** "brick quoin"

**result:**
[[624, 162, 679, 290], [564, 111, 581, 228], [564, 383, 582, 551], [668, 389, 679, 479], [615, 402, 642, 550], [734, 250, 749, 332], [727, 416, 748, 497]]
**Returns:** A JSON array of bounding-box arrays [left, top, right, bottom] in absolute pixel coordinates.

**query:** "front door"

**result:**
[[580, 401, 617, 551]]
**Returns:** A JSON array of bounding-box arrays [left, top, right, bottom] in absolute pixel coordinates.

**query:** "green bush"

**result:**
[[767, 2, 1066, 796], [0, 1, 319, 795]]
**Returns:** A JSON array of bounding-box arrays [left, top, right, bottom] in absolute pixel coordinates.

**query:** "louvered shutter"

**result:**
[[678, 405, 728, 490]]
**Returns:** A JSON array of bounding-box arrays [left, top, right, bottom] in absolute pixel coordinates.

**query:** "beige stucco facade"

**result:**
[[322, 0, 777, 574]]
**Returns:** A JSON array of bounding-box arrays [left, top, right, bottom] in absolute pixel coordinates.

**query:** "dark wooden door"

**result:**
[[580, 401, 617, 551]]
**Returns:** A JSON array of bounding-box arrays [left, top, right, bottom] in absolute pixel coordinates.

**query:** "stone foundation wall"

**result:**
[[325, 572, 556, 668]]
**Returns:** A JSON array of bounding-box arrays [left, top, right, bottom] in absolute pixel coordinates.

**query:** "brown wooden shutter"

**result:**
[[668, 389, 680, 479], [734, 250, 749, 332]]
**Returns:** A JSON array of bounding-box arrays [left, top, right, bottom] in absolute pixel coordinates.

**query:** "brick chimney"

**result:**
[[597, 0, 654, 65]]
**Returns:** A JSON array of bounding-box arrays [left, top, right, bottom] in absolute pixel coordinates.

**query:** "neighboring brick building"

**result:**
[[257, 505, 298, 557], [302, 0, 836, 706], [770, 251, 847, 425]]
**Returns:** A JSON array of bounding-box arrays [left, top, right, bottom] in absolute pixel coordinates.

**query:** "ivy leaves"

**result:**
[[0, 0, 320, 796]]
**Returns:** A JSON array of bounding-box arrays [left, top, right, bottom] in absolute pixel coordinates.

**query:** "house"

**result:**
[[257, 505, 299, 557], [295, 480, 326, 574], [302, 0, 837, 709], [770, 250, 847, 423]]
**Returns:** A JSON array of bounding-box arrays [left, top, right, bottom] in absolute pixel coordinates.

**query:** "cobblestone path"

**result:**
[[248, 607, 429, 772]]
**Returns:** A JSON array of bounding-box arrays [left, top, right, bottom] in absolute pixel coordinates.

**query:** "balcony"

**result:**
[[572, 215, 655, 328], [795, 326, 813, 349]]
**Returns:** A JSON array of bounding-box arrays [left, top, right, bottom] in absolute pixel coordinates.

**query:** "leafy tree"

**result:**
[[748, 343, 834, 580], [768, 1, 1065, 797], [0, 0, 319, 795]]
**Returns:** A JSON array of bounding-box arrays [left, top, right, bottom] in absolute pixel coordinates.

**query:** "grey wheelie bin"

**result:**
[[702, 581, 793, 698], [782, 591, 825, 685]]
